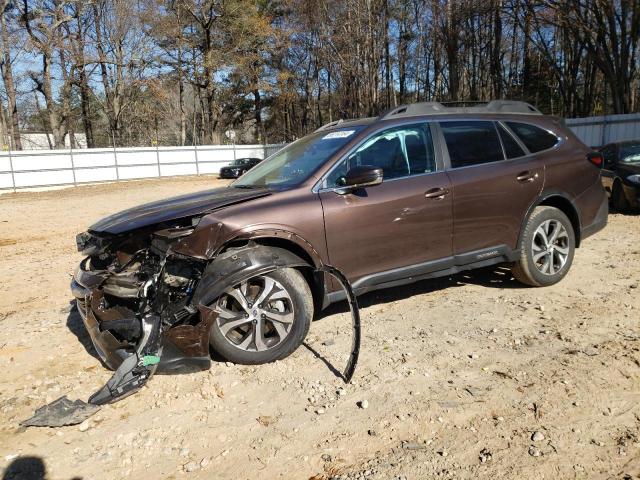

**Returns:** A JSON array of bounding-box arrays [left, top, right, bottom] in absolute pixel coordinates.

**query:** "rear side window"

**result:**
[[506, 122, 559, 153], [441, 121, 504, 168], [497, 123, 526, 159]]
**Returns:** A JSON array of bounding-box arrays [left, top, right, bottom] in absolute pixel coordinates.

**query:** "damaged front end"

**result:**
[[72, 221, 216, 403], [71, 217, 361, 405]]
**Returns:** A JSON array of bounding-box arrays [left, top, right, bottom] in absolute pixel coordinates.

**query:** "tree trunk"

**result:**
[[93, 3, 120, 145], [491, 0, 503, 98], [0, 4, 21, 150], [74, 7, 94, 148], [41, 55, 66, 149], [253, 88, 263, 143]]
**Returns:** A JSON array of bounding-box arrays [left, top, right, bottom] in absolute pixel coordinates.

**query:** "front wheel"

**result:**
[[512, 206, 576, 287], [208, 268, 313, 365]]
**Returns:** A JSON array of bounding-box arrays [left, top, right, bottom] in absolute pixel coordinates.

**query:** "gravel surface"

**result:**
[[0, 176, 639, 479]]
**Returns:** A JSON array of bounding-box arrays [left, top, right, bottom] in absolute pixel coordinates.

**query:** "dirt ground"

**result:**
[[0, 176, 639, 480]]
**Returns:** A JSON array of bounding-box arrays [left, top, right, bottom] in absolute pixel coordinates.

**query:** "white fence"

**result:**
[[0, 144, 285, 191], [2, 113, 640, 191], [565, 113, 640, 147]]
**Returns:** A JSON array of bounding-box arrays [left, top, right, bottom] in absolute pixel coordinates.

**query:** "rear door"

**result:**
[[318, 122, 453, 285], [438, 120, 545, 256]]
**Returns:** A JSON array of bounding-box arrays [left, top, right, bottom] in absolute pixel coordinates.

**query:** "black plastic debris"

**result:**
[[21, 396, 100, 428], [317, 265, 361, 383], [89, 315, 163, 405]]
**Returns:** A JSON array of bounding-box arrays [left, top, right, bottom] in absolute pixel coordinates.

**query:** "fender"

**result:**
[[228, 228, 325, 268], [517, 189, 582, 249], [174, 222, 326, 268]]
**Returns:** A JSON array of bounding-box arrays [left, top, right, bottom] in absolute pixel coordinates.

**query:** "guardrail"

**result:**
[[0, 143, 286, 191]]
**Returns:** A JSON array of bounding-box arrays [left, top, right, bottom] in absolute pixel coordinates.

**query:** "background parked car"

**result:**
[[599, 141, 640, 212], [219, 157, 262, 179]]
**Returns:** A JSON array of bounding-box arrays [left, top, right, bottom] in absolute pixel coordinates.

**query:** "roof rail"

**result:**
[[379, 100, 541, 120], [315, 119, 344, 132]]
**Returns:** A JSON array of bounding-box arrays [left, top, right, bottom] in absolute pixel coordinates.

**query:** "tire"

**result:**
[[612, 181, 631, 213], [512, 206, 575, 287], [208, 267, 313, 364]]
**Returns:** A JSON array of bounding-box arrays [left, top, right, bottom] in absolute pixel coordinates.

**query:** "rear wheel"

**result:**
[[208, 268, 313, 364], [512, 206, 575, 287]]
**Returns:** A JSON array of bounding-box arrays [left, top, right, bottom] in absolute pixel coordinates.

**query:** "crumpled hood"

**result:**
[[89, 187, 270, 234]]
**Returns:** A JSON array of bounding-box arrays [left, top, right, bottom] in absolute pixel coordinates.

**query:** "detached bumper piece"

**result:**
[[89, 315, 163, 405]]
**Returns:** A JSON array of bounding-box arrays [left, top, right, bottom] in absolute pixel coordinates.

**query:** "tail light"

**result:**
[[587, 152, 603, 168]]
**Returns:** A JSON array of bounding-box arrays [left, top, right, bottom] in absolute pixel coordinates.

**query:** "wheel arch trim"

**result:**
[[518, 190, 582, 248], [193, 244, 315, 307]]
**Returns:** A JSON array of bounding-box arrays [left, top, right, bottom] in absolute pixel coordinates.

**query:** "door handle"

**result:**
[[424, 187, 450, 199], [516, 171, 538, 183]]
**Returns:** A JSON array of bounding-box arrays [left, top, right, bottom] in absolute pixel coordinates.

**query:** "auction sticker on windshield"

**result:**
[[322, 130, 356, 139]]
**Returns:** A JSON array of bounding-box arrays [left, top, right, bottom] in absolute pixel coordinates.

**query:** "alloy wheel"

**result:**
[[213, 275, 295, 352], [531, 219, 570, 275]]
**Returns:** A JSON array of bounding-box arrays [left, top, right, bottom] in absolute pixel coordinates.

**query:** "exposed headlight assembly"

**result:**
[[76, 231, 111, 255]]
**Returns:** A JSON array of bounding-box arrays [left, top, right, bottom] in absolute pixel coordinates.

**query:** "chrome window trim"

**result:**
[[312, 117, 565, 189], [436, 119, 564, 172]]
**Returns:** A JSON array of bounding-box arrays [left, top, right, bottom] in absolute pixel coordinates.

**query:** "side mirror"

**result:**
[[336, 165, 383, 194]]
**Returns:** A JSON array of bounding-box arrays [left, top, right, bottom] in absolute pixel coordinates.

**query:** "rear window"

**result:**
[[506, 122, 559, 153], [441, 121, 504, 168], [497, 123, 526, 159]]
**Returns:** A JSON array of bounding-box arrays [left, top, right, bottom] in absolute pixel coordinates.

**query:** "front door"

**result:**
[[319, 123, 453, 285]]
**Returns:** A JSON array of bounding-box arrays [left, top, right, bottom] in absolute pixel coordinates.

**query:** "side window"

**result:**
[[506, 122, 559, 153], [326, 124, 435, 187], [440, 121, 504, 168], [497, 123, 526, 159]]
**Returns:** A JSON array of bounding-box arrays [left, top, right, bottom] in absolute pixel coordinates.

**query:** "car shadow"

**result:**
[[65, 300, 102, 364], [608, 203, 639, 215], [317, 264, 525, 319], [305, 265, 525, 379], [302, 342, 347, 381], [64, 265, 524, 378]]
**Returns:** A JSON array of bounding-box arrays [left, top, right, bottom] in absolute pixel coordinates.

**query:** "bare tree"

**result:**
[[0, 0, 22, 149], [21, 0, 73, 149]]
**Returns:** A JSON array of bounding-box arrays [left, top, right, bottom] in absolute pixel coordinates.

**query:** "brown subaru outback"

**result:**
[[72, 101, 608, 372]]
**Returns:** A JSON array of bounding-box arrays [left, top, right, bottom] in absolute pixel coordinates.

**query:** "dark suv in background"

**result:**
[[72, 100, 608, 369], [599, 141, 640, 211]]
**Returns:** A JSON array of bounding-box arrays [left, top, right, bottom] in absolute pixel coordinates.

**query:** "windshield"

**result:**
[[232, 127, 364, 189], [231, 158, 254, 166], [620, 144, 640, 163]]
